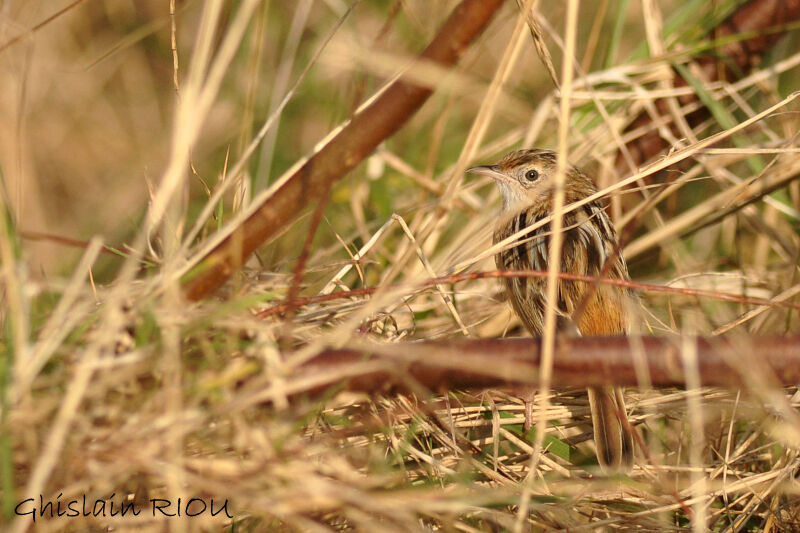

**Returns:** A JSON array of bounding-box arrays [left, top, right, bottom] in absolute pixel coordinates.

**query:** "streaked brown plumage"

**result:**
[[469, 148, 635, 472]]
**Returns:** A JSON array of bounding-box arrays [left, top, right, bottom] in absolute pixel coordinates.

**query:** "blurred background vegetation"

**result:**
[[0, 0, 697, 276]]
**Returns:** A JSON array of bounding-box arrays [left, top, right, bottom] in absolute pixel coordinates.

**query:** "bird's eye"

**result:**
[[525, 169, 539, 181]]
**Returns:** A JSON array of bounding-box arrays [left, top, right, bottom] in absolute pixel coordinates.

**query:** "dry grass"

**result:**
[[2, 0, 800, 531]]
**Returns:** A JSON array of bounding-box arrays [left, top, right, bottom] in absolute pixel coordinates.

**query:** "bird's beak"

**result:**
[[466, 164, 510, 183]]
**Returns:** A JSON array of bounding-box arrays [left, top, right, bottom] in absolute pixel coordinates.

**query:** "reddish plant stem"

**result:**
[[256, 269, 800, 319], [21, 230, 156, 263], [183, 0, 505, 300], [0, 0, 87, 54], [289, 335, 800, 397], [284, 184, 333, 322], [621, 0, 800, 168]]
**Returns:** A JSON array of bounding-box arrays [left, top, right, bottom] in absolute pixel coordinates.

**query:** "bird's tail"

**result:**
[[587, 387, 634, 472]]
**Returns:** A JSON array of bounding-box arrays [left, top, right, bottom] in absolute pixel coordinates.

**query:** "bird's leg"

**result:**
[[523, 389, 535, 433]]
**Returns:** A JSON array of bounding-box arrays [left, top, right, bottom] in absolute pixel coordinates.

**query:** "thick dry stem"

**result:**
[[622, 0, 800, 167], [288, 336, 800, 399], [183, 0, 504, 300]]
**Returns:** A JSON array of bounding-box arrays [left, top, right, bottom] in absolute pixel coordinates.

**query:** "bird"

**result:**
[[468, 148, 635, 472]]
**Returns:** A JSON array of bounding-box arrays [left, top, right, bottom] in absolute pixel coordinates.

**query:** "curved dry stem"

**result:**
[[182, 0, 505, 301]]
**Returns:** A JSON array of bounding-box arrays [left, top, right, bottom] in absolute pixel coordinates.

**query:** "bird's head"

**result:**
[[468, 149, 596, 213]]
